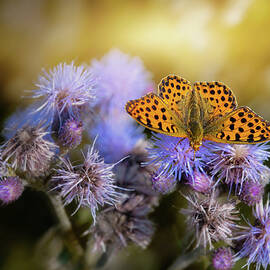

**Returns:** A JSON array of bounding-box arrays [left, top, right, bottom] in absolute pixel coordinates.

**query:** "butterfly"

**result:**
[[125, 75, 270, 152]]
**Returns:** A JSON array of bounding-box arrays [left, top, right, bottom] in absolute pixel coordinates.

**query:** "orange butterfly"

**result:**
[[125, 75, 270, 152]]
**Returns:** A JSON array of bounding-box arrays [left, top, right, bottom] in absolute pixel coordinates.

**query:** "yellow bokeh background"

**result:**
[[1, 0, 270, 116], [1, 0, 270, 269]]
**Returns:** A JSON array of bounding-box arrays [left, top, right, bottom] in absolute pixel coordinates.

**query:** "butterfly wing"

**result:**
[[193, 81, 237, 123], [204, 106, 270, 143], [158, 75, 192, 118], [125, 93, 187, 137]]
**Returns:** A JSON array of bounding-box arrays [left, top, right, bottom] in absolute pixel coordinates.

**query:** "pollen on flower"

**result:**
[[0, 177, 24, 204], [1, 125, 56, 177], [52, 144, 123, 221]]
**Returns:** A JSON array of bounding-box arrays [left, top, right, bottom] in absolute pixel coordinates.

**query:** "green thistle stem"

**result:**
[[48, 194, 84, 260]]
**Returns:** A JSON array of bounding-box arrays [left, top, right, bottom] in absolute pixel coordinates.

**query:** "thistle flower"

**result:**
[[90, 193, 155, 252], [238, 180, 264, 206], [88, 49, 152, 162], [151, 174, 176, 194], [186, 171, 213, 194], [181, 192, 239, 249], [32, 62, 96, 122], [57, 118, 83, 149], [52, 144, 122, 221], [113, 142, 159, 208], [147, 134, 211, 182], [1, 125, 56, 177], [207, 143, 270, 192], [235, 199, 270, 270], [90, 48, 153, 115], [212, 247, 234, 270], [90, 117, 144, 163], [0, 177, 24, 204]]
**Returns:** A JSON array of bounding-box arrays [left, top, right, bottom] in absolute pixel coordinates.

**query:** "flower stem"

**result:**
[[48, 194, 84, 260]]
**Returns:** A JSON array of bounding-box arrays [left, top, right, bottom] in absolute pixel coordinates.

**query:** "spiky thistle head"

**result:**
[[181, 192, 239, 249], [235, 199, 270, 270], [238, 180, 264, 206], [56, 117, 83, 149], [90, 193, 155, 252], [1, 125, 56, 177], [186, 171, 213, 194], [0, 176, 24, 204], [146, 134, 211, 182], [207, 143, 270, 192], [212, 247, 234, 270], [52, 144, 123, 222], [32, 62, 96, 118]]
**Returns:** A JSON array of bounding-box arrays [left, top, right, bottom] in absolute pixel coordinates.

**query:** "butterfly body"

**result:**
[[126, 75, 270, 152]]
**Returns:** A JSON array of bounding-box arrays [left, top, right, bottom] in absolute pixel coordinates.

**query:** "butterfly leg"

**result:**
[[173, 137, 186, 151]]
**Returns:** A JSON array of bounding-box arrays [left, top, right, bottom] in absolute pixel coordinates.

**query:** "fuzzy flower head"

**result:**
[[239, 180, 264, 206], [1, 125, 56, 177], [52, 144, 123, 221], [33, 62, 96, 118], [57, 118, 83, 149], [235, 199, 270, 270], [147, 134, 211, 182], [151, 173, 176, 194], [0, 177, 24, 204], [90, 194, 155, 252], [212, 247, 234, 270], [186, 171, 213, 194], [181, 192, 239, 249], [90, 49, 153, 115], [89, 117, 144, 163], [207, 143, 270, 191]]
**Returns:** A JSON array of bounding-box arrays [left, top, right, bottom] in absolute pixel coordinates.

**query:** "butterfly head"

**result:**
[[190, 140, 202, 153]]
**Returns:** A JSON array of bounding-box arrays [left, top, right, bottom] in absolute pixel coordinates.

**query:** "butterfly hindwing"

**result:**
[[194, 81, 237, 121], [125, 93, 187, 137], [205, 106, 270, 143]]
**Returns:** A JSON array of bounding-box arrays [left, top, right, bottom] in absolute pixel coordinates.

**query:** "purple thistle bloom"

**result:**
[[52, 144, 123, 222], [181, 192, 239, 249], [147, 134, 211, 182], [206, 143, 270, 192], [0, 177, 24, 204], [90, 48, 153, 115], [90, 117, 144, 163], [239, 181, 264, 206], [32, 62, 96, 119], [235, 199, 270, 270], [57, 118, 83, 149], [212, 247, 234, 270], [151, 173, 176, 194], [1, 125, 57, 177], [186, 171, 213, 194], [88, 49, 152, 162]]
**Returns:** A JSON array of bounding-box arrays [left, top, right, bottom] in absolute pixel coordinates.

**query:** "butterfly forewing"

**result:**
[[158, 75, 192, 118], [194, 81, 237, 121], [205, 106, 270, 143], [125, 93, 187, 137]]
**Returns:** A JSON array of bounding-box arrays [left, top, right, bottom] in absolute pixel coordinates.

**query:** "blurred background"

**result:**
[[0, 0, 270, 269]]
